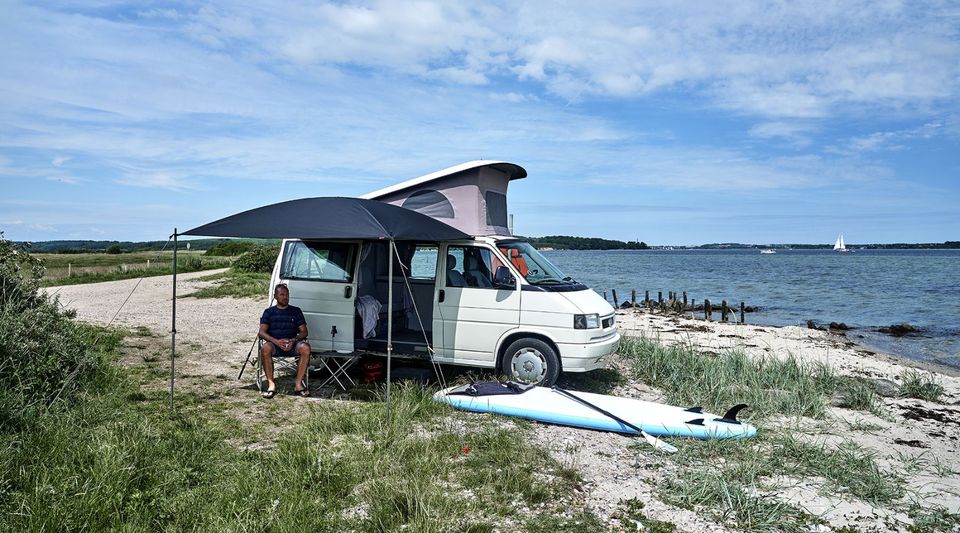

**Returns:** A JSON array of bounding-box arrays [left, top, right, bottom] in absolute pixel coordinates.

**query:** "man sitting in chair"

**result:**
[[259, 283, 311, 398]]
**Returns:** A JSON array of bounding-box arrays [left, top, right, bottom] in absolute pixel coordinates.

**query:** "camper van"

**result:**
[[267, 161, 618, 386]]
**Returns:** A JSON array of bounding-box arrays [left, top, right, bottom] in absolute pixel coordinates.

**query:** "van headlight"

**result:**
[[574, 313, 600, 329]]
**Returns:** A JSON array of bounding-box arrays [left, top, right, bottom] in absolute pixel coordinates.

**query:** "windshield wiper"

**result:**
[[531, 278, 564, 285]]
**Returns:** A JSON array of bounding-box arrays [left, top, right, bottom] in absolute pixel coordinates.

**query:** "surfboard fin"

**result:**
[[685, 418, 705, 426], [716, 404, 748, 425], [684, 406, 703, 414]]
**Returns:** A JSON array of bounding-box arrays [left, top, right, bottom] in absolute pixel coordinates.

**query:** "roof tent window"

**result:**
[[402, 190, 454, 219], [485, 191, 507, 227]]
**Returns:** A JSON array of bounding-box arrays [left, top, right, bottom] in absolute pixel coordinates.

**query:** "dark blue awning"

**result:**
[[183, 197, 470, 241]]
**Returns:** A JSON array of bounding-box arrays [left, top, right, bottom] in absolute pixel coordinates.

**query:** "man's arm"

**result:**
[[295, 323, 308, 342], [258, 323, 278, 344]]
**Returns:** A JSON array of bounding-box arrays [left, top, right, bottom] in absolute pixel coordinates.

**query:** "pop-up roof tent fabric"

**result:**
[[360, 161, 527, 237], [182, 196, 470, 241]]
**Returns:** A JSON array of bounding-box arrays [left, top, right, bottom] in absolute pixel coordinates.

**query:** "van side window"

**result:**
[[410, 245, 438, 280], [446, 246, 495, 288], [281, 241, 356, 282]]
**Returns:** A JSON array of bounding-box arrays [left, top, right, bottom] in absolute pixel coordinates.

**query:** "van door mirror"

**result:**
[[493, 266, 516, 289]]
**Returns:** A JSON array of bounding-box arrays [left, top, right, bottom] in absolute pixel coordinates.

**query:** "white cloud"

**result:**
[[51, 155, 70, 167], [115, 173, 199, 192]]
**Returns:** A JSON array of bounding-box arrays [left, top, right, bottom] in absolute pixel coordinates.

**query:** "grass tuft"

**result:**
[[182, 270, 271, 299], [898, 370, 945, 402], [620, 336, 842, 419]]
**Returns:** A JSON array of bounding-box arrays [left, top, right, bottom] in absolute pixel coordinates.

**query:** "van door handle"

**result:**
[[344, 286, 352, 298], [438, 289, 445, 303]]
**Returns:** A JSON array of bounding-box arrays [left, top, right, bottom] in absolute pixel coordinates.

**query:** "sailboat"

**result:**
[[833, 234, 849, 253]]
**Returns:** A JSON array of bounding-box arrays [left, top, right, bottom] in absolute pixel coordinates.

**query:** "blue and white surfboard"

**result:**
[[434, 382, 757, 440]]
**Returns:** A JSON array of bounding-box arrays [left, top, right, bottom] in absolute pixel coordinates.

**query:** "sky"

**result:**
[[1, 1, 958, 246]]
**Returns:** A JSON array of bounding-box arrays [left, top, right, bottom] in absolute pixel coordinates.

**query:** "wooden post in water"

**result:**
[[611, 289, 619, 308], [683, 291, 688, 307], [658, 291, 663, 305], [721, 300, 728, 322], [603, 290, 607, 302], [631, 289, 636, 306], [691, 298, 695, 309], [705, 299, 712, 321], [740, 302, 745, 323], [644, 290, 649, 305]]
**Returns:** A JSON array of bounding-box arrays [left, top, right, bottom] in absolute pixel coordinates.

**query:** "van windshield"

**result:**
[[497, 241, 571, 285]]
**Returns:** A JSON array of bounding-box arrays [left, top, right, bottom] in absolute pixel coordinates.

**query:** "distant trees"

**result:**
[[205, 240, 259, 256], [522, 235, 649, 250]]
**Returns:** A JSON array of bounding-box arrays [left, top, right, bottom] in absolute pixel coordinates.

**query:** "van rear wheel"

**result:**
[[501, 338, 560, 387]]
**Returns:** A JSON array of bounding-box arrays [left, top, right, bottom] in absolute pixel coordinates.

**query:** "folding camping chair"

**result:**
[[255, 339, 309, 394]]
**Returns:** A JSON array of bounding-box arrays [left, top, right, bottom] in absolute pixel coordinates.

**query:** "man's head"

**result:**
[[274, 283, 290, 307]]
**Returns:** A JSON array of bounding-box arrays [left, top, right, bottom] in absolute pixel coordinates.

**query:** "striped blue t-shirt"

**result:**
[[260, 305, 306, 340]]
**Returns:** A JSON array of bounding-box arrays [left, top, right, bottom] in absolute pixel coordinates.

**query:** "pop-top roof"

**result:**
[[360, 160, 527, 237]]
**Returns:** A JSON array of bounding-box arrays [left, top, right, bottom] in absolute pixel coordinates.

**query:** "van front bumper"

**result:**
[[557, 331, 620, 372]]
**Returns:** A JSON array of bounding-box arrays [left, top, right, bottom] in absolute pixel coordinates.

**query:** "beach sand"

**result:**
[[46, 275, 960, 531]]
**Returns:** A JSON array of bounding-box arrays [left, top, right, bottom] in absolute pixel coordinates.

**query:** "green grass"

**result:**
[[898, 370, 945, 402], [654, 432, 904, 531], [618, 336, 909, 531], [39, 251, 233, 287], [612, 498, 677, 532], [183, 270, 271, 299], [2, 362, 597, 531], [619, 336, 859, 419]]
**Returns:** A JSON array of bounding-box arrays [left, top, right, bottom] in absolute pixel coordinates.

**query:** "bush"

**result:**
[[0, 233, 113, 431], [204, 240, 258, 256], [232, 246, 279, 273], [105, 244, 123, 254]]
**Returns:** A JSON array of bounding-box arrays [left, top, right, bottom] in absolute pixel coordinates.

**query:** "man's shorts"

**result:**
[[268, 340, 309, 357]]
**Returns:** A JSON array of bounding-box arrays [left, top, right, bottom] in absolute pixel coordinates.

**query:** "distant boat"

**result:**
[[833, 234, 850, 252], [760, 249, 776, 254]]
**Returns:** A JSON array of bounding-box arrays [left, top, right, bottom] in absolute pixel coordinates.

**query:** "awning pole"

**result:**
[[170, 229, 177, 408], [386, 238, 393, 420]]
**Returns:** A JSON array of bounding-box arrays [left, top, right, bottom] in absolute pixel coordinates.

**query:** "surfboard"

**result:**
[[434, 382, 757, 440]]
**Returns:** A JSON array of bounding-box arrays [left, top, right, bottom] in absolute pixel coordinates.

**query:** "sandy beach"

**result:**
[[46, 274, 960, 531]]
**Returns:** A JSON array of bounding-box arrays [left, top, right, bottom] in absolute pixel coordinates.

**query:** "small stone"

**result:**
[[870, 378, 899, 398], [878, 323, 919, 336]]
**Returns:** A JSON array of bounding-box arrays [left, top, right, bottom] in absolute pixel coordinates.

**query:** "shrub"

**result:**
[[105, 244, 123, 254], [204, 240, 258, 256], [0, 233, 113, 431], [232, 246, 279, 273]]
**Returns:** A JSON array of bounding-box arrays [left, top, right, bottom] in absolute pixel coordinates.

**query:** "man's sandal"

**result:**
[[262, 388, 276, 399], [292, 388, 310, 398]]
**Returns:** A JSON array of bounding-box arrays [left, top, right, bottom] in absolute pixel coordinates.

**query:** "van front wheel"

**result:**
[[501, 338, 560, 387]]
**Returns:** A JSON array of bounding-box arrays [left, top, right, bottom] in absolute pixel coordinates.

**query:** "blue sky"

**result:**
[[1, 1, 958, 245]]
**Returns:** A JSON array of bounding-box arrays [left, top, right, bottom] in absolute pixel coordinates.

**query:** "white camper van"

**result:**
[[267, 161, 618, 386]]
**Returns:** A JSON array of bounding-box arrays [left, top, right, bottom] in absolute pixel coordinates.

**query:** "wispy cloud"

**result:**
[[0, 1, 957, 242]]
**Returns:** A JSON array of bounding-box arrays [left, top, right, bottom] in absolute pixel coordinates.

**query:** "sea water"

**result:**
[[543, 249, 960, 369]]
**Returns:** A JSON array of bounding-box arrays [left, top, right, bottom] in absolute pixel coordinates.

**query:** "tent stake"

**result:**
[[170, 229, 177, 408]]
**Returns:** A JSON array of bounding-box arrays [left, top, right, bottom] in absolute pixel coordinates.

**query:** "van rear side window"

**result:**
[[281, 241, 356, 282]]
